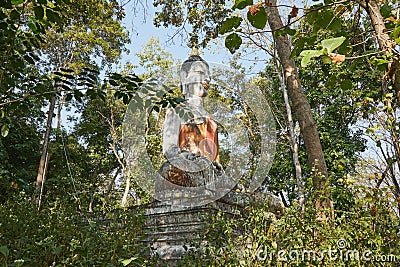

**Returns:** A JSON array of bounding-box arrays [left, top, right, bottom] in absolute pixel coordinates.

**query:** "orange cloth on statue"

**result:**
[[178, 117, 219, 162]]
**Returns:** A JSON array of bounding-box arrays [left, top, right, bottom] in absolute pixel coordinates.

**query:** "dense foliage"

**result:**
[[0, 193, 152, 266], [183, 185, 399, 267]]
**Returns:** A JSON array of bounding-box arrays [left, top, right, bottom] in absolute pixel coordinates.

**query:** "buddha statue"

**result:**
[[159, 50, 222, 188]]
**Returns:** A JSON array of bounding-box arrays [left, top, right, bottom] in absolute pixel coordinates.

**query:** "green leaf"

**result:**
[[1, 125, 9, 137], [247, 7, 267, 29], [120, 257, 137, 266], [11, 0, 23, 4], [274, 29, 285, 38], [328, 19, 342, 31], [123, 94, 130, 105], [393, 26, 400, 44], [60, 68, 74, 73], [74, 90, 84, 102], [232, 0, 252, 10], [321, 55, 331, 64], [225, 33, 242, 54], [109, 79, 119, 86], [299, 49, 323, 67], [46, 9, 61, 24], [0, 22, 7, 29], [33, 6, 44, 20], [321, 36, 346, 54], [220, 17, 242, 34], [14, 259, 24, 267], [28, 22, 37, 32], [380, 4, 392, 19], [340, 79, 352, 90], [10, 9, 20, 20], [61, 73, 74, 80], [24, 54, 35, 65], [65, 93, 73, 102], [285, 27, 296, 36]]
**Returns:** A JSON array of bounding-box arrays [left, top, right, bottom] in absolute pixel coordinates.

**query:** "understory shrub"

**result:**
[[181, 185, 399, 266], [0, 192, 153, 267]]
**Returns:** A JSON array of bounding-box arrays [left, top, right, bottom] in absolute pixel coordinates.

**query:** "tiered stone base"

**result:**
[[142, 191, 284, 264]]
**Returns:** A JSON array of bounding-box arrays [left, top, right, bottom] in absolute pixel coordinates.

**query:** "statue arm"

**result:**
[[162, 108, 181, 156], [214, 129, 220, 163]]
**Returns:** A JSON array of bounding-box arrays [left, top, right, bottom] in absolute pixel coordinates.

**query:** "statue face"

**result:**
[[181, 60, 210, 97]]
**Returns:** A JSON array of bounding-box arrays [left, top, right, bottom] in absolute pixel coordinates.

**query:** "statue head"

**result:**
[[180, 54, 210, 98]]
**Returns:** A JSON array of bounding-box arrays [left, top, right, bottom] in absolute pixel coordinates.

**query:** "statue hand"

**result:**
[[186, 151, 197, 160], [165, 145, 181, 159], [213, 161, 223, 171]]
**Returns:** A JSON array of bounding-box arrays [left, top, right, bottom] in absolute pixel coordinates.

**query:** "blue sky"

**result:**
[[120, 3, 222, 67], [119, 1, 267, 76]]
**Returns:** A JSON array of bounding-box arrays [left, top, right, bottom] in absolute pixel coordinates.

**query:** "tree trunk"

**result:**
[[364, 0, 400, 207], [275, 56, 304, 210], [121, 176, 130, 207], [266, 0, 333, 220], [364, 0, 400, 163], [363, 0, 400, 94], [364, 0, 392, 52], [36, 95, 56, 209]]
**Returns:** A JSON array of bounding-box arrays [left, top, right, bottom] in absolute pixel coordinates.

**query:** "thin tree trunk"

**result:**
[[56, 96, 63, 142], [266, 0, 333, 220], [363, 0, 400, 95], [275, 54, 305, 211], [363, 0, 400, 96], [364, 0, 400, 207], [363, 0, 393, 52], [89, 190, 95, 212], [121, 176, 130, 207], [105, 166, 121, 201], [36, 95, 56, 209]]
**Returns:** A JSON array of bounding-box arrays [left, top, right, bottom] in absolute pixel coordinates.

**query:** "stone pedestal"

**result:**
[[142, 191, 284, 263]]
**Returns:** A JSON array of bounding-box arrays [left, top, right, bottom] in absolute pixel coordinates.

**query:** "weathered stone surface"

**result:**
[[157, 152, 223, 188], [142, 190, 284, 263], [143, 52, 283, 265]]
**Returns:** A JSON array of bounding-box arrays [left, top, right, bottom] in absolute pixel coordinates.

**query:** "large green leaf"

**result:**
[[321, 36, 346, 54], [0, 246, 9, 258], [10, 9, 20, 20], [247, 7, 267, 29], [46, 9, 61, 24], [233, 0, 252, 10], [393, 26, 400, 44], [285, 27, 296, 36], [380, 3, 392, 19], [340, 79, 352, 90], [11, 0, 23, 5], [120, 257, 137, 266], [225, 33, 242, 54], [299, 49, 323, 67], [34, 6, 44, 20], [220, 17, 242, 34], [0, 124, 10, 137]]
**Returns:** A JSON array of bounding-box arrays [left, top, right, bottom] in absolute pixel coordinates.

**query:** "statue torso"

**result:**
[[178, 117, 219, 162]]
